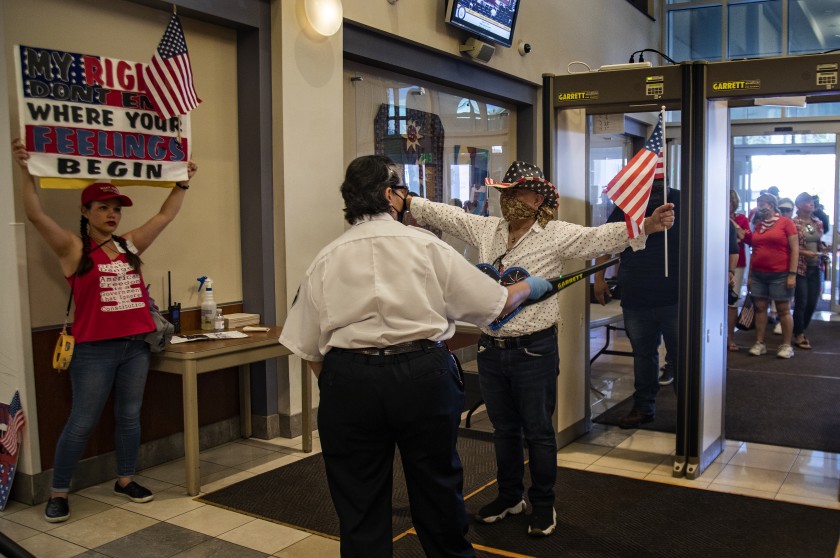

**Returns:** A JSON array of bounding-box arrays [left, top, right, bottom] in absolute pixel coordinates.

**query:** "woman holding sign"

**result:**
[[12, 138, 196, 523]]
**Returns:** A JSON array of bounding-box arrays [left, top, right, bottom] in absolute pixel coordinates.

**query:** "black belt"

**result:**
[[339, 340, 446, 356], [481, 325, 556, 350], [122, 333, 147, 341]]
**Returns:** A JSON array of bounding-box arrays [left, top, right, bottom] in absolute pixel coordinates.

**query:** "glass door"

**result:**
[[731, 125, 839, 314]]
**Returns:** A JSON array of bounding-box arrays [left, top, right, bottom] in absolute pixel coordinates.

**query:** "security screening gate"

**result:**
[[544, 51, 840, 480]]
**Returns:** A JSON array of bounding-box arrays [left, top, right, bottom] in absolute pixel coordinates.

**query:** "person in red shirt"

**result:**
[[746, 193, 799, 358], [13, 139, 196, 523]]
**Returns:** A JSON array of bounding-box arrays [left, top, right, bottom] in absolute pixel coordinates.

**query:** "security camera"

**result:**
[[518, 41, 532, 56]]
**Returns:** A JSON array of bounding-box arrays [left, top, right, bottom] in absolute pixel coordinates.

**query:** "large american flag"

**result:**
[[143, 14, 201, 119], [605, 114, 664, 238], [0, 392, 25, 458]]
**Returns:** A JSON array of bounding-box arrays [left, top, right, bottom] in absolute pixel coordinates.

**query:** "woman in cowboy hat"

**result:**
[[406, 160, 674, 537]]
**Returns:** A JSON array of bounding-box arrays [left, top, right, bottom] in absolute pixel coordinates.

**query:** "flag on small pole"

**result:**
[[0, 391, 25, 511], [605, 112, 664, 239], [659, 106, 669, 277], [0, 392, 24, 458], [143, 14, 201, 120]]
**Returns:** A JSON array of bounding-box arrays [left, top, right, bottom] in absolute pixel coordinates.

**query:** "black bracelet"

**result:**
[[176, 183, 190, 190], [788, 271, 796, 275]]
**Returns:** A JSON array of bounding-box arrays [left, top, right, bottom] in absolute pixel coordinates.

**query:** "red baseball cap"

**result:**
[[81, 183, 133, 207]]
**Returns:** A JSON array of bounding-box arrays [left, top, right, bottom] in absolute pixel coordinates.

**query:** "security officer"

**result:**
[[279, 155, 551, 558]]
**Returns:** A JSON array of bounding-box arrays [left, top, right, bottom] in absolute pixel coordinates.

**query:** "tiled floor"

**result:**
[[2, 325, 838, 557]]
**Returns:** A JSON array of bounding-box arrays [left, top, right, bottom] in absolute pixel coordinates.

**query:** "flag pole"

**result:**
[[661, 106, 668, 277]]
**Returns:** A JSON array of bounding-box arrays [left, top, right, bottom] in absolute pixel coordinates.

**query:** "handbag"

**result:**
[[53, 276, 76, 371], [144, 293, 174, 353], [736, 293, 755, 331]]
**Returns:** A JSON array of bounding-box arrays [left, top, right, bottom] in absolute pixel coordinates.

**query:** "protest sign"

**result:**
[[14, 45, 191, 188]]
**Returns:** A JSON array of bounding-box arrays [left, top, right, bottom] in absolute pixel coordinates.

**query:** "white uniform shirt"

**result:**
[[410, 197, 648, 336], [279, 213, 508, 362]]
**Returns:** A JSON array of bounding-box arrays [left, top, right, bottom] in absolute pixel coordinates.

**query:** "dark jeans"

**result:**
[[793, 266, 822, 337], [52, 339, 150, 492], [318, 347, 474, 558], [622, 304, 678, 416], [476, 330, 558, 510]]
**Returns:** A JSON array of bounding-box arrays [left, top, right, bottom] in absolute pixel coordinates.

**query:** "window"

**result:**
[[667, 0, 840, 61]]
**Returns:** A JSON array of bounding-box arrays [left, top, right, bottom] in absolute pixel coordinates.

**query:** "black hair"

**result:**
[[340, 155, 397, 224], [77, 213, 142, 276]]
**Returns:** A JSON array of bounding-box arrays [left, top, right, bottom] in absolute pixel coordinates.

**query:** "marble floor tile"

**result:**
[[166, 504, 255, 537], [217, 517, 310, 554]]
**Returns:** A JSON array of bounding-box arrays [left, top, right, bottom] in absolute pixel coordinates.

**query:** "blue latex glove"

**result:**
[[524, 275, 552, 300]]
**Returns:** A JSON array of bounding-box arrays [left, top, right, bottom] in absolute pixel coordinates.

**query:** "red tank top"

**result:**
[[69, 241, 155, 343]]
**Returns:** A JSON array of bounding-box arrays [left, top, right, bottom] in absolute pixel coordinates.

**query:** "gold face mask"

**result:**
[[500, 191, 537, 221], [500, 190, 553, 227]]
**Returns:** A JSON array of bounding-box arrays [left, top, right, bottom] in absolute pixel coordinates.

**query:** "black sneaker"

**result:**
[[113, 481, 154, 503], [44, 496, 70, 523], [476, 497, 526, 523], [658, 370, 674, 386], [528, 506, 557, 537]]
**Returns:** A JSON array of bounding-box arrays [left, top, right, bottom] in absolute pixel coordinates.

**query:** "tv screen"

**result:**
[[445, 0, 520, 48]]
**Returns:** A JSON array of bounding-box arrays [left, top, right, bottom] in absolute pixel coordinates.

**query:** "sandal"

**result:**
[[728, 342, 739, 351], [794, 337, 812, 350]]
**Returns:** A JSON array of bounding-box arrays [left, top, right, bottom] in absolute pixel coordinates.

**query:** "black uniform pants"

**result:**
[[319, 346, 474, 558]]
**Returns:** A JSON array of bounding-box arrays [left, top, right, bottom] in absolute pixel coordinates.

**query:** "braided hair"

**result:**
[[77, 215, 143, 276]]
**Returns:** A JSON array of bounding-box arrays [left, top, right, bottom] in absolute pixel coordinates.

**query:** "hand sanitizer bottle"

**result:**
[[214, 308, 224, 332], [199, 277, 216, 331]]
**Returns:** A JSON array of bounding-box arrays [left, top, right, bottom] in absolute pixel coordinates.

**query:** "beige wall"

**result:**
[[343, 0, 662, 85], [4, 0, 241, 328]]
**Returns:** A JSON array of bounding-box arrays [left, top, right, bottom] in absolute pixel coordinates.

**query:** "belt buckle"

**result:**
[[494, 338, 508, 349]]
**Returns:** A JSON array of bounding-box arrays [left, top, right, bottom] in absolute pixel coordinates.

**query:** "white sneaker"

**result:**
[[776, 344, 794, 359], [773, 322, 782, 335], [748, 342, 767, 356]]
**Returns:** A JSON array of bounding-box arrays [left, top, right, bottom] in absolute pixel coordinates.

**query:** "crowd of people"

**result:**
[[730, 186, 832, 358]]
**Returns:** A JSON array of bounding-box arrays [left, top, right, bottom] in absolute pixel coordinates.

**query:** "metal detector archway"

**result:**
[[544, 52, 840, 480]]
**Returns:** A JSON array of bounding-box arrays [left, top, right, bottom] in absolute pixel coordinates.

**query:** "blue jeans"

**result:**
[[52, 338, 150, 492], [622, 304, 678, 416], [793, 266, 822, 337], [476, 331, 558, 509]]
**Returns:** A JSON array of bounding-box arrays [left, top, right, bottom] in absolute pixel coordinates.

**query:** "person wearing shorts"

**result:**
[[746, 193, 799, 359]]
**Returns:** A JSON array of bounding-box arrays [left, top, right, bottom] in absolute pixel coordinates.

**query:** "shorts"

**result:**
[[750, 270, 793, 302]]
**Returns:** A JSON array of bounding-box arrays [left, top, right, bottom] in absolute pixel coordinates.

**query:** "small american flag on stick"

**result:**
[[605, 114, 664, 238], [0, 392, 25, 458], [143, 14, 201, 119]]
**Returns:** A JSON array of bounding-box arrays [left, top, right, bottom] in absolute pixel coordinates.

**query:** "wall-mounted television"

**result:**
[[445, 0, 521, 48]]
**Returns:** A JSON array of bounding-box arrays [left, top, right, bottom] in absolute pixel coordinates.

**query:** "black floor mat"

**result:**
[[595, 321, 840, 453]]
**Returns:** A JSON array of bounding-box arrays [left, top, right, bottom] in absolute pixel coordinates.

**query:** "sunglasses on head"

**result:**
[[385, 167, 407, 189]]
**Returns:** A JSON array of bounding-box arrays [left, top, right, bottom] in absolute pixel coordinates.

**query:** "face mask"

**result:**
[[756, 208, 772, 220], [500, 191, 538, 222], [390, 189, 408, 223]]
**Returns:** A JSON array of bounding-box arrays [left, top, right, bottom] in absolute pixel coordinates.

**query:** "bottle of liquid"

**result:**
[[214, 308, 224, 332], [199, 277, 216, 331]]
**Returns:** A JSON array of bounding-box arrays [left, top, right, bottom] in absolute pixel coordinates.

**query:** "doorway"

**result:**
[[731, 125, 839, 314]]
